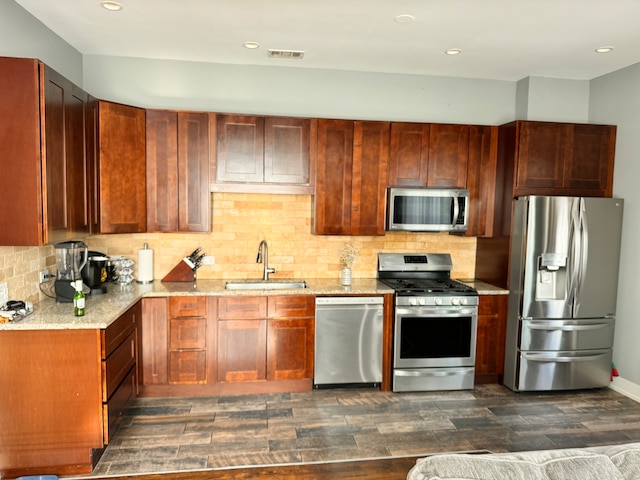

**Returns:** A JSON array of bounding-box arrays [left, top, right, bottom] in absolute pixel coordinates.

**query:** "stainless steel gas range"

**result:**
[[378, 253, 479, 392]]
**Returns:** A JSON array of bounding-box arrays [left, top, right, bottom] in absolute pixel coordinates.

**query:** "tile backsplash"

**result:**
[[1, 193, 477, 303]]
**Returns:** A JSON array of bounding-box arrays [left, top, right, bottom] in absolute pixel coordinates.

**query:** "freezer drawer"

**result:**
[[520, 318, 614, 351], [515, 349, 612, 391]]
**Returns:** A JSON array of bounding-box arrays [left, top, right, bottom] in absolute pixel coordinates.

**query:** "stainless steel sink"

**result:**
[[224, 279, 308, 290]]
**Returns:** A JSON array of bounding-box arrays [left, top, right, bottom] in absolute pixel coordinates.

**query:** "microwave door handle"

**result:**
[[451, 195, 460, 229]]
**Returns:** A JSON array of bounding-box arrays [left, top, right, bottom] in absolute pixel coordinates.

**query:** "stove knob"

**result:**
[[418, 297, 426, 306], [409, 297, 418, 306], [451, 297, 460, 305], [435, 298, 443, 306], [460, 297, 468, 305]]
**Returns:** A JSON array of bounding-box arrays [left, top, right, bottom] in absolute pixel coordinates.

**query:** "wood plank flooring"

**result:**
[[80, 384, 640, 479]]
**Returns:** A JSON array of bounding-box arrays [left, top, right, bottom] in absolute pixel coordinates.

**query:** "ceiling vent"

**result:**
[[268, 49, 305, 59]]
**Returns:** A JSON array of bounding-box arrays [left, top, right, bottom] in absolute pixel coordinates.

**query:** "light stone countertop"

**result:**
[[457, 279, 509, 295], [0, 278, 393, 331]]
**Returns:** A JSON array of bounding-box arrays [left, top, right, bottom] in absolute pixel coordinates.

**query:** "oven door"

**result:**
[[394, 305, 478, 368]]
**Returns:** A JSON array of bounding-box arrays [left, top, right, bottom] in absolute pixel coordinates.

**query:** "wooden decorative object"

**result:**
[[162, 258, 195, 282]]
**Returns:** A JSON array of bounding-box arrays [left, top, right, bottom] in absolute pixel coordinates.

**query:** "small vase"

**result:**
[[341, 267, 352, 286]]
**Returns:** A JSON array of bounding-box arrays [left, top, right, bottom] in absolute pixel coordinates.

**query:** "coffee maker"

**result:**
[[54, 241, 88, 303], [82, 251, 110, 295]]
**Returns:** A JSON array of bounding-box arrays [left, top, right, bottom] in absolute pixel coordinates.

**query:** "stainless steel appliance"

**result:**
[[314, 297, 384, 387], [54, 240, 88, 303], [504, 196, 624, 392], [386, 187, 469, 233], [378, 253, 478, 392]]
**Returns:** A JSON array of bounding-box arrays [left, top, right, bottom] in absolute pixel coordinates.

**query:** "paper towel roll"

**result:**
[[137, 244, 154, 284]]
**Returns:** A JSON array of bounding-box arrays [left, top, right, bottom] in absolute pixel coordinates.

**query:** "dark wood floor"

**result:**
[[85, 384, 640, 479], [91, 456, 421, 480]]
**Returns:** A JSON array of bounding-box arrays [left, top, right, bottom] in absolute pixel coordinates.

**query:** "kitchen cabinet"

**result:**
[[141, 297, 169, 385], [97, 100, 146, 233], [475, 294, 508, 384], [146, 110, 210, 232], [214, 114, 312, 193], [314, 119, 389, 235], [464, 125, 500, 237], [216, 295, 314, 383], [0, 304, 140, 477], [0, 57, 90, 246], [388, 122, 469, 188], [503, 120, 615, 198], [168, 296, 214, 384]]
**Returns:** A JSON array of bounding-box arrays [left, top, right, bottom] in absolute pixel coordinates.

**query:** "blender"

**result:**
[[54, 241, 89, 303]]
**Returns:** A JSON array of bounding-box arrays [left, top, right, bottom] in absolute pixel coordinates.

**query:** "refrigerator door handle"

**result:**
[[522, 352, 609, 363], [567, 204, 581, 315], [574, 199, 589, 316], [527, 321, 610, 332]]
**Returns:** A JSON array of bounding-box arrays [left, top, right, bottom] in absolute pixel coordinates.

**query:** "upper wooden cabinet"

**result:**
[[504, 120, 615, 198], [97, 101, 147, 233], [0, 57, 90, 246], [146, 110, 210, 232], [314, 119, 389, 235], [214, 114, 312, 193], [388, 123, 469, 188], [464, 125, 500, 237]]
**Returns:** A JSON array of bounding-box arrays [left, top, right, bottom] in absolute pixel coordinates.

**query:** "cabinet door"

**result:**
[[141, 297, 168, 385], [216, 114, 264, 183], [178, 112, 210, 232], [98, 101, 146, 233], [217, 319, 267, 382], [314, 119, 354, 234], [146, 110, 179, 231], [264, 117, 311, 184], [427, 124, 469, 187], [0, 57, 44, 246], [563, 124, 615, 196], [465, 125, 499, 237], [475, 295, 508, 383], [66, 84, 90, 238], [514, 122, 567, 193], [388, 122, 430, 186], [351, 121, 389, 236], [267, 318, 314, 380]]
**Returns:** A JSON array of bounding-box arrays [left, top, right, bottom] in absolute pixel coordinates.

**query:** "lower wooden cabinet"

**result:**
[[140, 294, 315, 396], [475, 295, 508, 384]]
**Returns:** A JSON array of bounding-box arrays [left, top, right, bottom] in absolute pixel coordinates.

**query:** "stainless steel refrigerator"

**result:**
[[504, 196, 624, 392]]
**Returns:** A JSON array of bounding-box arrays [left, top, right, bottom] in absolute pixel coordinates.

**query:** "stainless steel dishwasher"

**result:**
[[314, 296, 384, 387]]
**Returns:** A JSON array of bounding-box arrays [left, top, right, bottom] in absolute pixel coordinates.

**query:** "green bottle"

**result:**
[[73, 280, 85, 317]]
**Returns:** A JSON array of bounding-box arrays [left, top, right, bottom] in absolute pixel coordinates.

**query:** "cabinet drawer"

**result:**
[[103, 306, 136, 358], [520, 318, 614, 351], [103, 366, 136, 444], [218, 296, 267, 319], [169, 317, 206, 349], [103, 330, 136, 401], [169, 295, 207, 317], [268, 295, 314, 318]]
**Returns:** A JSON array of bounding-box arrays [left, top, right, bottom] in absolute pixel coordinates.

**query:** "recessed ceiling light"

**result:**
[[595, 46, 614, 53], [244, 42, 260, 50], [445, 48, 462, 55], [394, 14, 415, 23], [100, 1, 123, 11]]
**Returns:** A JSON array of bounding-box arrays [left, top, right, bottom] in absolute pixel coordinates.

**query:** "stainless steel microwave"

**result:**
[[386, 187, 469, 232]]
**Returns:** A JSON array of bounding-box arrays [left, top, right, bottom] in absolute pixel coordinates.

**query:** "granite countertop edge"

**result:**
[[1, 278, 508, 331]]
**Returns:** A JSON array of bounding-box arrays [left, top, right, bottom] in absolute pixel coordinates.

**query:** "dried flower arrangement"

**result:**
[[340, 243, 360, 268]]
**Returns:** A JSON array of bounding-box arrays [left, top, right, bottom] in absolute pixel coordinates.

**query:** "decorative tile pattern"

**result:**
[[88, 385, 640, 476]]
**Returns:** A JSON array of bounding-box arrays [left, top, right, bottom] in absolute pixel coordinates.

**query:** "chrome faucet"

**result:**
[[256, 240, 276, 281]]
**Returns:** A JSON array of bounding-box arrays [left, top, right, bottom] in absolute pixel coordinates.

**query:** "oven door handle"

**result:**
[[396, 306, 477, 316]]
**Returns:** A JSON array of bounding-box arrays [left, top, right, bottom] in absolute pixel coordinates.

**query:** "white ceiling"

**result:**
[[15, 0, 640, 81]]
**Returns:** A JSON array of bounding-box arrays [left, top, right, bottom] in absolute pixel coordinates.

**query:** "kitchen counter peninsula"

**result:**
[[0, 278, 393, 330]]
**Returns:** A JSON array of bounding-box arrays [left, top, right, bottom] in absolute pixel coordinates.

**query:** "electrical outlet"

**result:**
[[0, 282, 8, 305], [39, 269, 51, 284], [201, 256, 215, 265]]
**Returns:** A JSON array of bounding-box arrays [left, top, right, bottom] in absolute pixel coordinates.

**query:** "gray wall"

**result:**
[[0, 1, 83, 85], [590, 64, 640, 390]]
